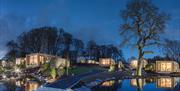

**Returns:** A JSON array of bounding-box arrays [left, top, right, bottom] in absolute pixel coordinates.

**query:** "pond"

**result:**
[[1, 77, 180, 91], [91, 77, 180, 91], [72, 77, 180, 91], [0, 77, 42, 91]]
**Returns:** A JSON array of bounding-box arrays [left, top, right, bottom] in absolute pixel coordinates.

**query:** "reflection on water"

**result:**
[[156, 77, 180, 88], [91, 77, 180, 91], [130, 79, 146, 87], [25, 81, 39, 91], [101, 80, 115, 87], [1, 77, 180, 91], [92, 79, 122, 91], [0, 77, 41, 91]]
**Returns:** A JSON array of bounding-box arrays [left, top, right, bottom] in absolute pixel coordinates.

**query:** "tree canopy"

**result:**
[[120, 0, 169, 76], [5, 26, 124, 63]]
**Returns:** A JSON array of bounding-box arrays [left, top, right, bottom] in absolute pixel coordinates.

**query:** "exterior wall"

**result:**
[[173, 62, 180, 72], [16, 58, 25, 65], [25, 53, 69, 68], [54, 58, 70, 68], [99, 58, 115, 67], [77, 57, 98, 64], [26, 54, 39, 67], [87, 60, 96, 64], [76, 57, 86, 63], [130, 60, 148, 69], [155, 61, 179, 73], [26, 53, 52, 67], [130, 60, 138, 69]]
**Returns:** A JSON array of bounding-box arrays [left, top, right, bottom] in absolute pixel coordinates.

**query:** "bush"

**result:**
[[109, 65, 115, 72], [145, 63, 155, 72], [0, 66, 4, 73], [50, 68, 56, 79]]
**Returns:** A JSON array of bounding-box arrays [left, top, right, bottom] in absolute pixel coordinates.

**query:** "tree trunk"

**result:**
[[136, 46, 143, 76], [136, 78, 143, 91], [137, 59, 143, 76]]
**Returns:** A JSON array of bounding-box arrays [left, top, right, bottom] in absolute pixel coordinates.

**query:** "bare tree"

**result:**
[[163, 39, 180, 62], [5, 27, 72, 58], [87, 40, 98, 60], [120, 0, 169, 76], [5, 40, 18, 61]]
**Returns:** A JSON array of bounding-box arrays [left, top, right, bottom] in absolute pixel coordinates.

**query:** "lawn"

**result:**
[[68, 66, 107, 75]]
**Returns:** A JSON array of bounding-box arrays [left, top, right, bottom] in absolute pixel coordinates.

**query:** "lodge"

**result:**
[[99, 58, 115, 67], [76, 56, 99, 64], [26, 53, 54, 67], [130, 59, 148, 69], [15, 53, 69, 68], [155, 61, 180, 73], [16, 57, 26, 65]]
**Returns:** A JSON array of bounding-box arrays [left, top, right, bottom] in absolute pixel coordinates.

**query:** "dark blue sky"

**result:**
[[0, 0, 180, 59]]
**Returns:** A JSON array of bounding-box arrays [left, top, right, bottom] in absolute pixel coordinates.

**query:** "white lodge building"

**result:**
[[155, 61, 180, 73], [16, 53, 69, 68], [130, 59, 148, 69], [99, 58, 115, 67]]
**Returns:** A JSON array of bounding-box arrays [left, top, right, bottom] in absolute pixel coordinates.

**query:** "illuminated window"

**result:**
[[102, 59, 110, 65], [160, 62, 172, 72], [39, 56, 44, 64], [29, 55, 38, 65]]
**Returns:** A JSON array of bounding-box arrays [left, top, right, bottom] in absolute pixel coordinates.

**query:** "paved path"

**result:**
[[46, 70, 101, 89]]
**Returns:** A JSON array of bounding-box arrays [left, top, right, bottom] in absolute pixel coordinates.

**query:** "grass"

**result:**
[[68, 66, 107, 75]]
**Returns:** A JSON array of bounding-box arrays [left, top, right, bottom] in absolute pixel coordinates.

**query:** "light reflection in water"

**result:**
[[92, 79, 122, 91], [1, 77, 180, 91], [130, 79, 146, 87], [25, 81, 39, 91], [156, 77, 180, 88], [101, 80, 115, 87], [91, 77, 180, 91], [0, 77, 41, 91]]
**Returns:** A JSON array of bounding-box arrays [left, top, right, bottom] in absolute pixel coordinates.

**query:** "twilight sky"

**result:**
[[0, 0, 180, 59]]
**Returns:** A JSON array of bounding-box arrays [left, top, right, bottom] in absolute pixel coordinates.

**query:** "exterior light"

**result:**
[[2, 60, 6, 67], [2, 74, 6, 79], [15, 68, 20, 73]]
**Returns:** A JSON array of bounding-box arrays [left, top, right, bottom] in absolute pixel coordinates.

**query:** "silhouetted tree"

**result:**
[[120, 0, 169, 76], [5, 40, 18, 61], [87, 40, 99, 60], [62, 32, 73, 60], [15, 27, 64, 56], [71, 39, 84, 62], [73, 39, 84, 55], [163, 39, 180, 62], [5, 27, 75, 59]]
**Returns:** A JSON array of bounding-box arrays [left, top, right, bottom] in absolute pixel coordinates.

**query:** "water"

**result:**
[[0, 77, 41, 91], [1, 77, 180, 91], [91, 77, 180, 91]]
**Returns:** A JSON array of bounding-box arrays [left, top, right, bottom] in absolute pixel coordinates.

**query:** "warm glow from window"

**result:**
[[101, 80, 115, 86], [29, 55, 38, 65], [160, 62, 172, 72], [25, 81, 39, 91], [157, 78, 172, 88]]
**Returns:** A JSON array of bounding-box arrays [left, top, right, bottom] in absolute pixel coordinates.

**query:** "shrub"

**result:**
[[50, 68, 56, 79]]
